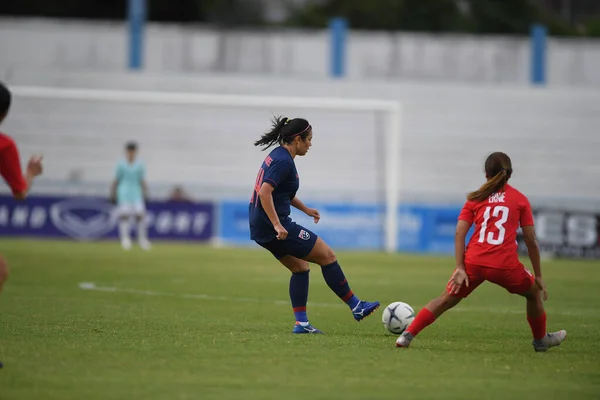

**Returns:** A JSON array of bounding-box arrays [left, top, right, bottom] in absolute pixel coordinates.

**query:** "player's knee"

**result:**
[[0, 256, 9, 283], [280, 256, 310, 273], [306, 238, 336, 266], [519, 283, 539, 300], [439, 292, 461, 310], [321, 246, 336, 265], [291, 264, 310, 273]]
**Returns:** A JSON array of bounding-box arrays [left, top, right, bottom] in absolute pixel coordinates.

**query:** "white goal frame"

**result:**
[[11, 86, 402, 253]]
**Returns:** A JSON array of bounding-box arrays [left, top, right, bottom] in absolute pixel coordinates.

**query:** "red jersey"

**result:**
[[0, 133, 27, 195], [458, 184, 534, 269]]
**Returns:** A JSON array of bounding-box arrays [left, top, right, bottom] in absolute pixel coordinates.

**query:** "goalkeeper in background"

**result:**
[[110, 141, 151, 251]]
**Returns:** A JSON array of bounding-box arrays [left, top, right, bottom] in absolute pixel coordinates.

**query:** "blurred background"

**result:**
[[0, 0, 599, 257]]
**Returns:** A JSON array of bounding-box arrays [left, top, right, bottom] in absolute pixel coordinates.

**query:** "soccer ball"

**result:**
[[382, 301, 415, 334]]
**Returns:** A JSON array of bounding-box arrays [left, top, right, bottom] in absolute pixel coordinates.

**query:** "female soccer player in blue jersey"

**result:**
[[249, 116, 380, 334]]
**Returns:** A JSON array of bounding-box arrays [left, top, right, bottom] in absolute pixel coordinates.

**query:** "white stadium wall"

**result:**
[[2, 18, 600, 87], [3, 70, 600, 210]]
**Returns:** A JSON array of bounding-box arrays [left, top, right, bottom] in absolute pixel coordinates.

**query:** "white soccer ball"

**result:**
[[382, 301, 415, 334]]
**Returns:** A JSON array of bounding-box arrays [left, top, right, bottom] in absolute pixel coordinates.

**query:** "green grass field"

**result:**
[[0, 239, 599, 400]]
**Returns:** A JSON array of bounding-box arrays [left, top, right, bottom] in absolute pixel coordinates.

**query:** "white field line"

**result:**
[[77, 282, 598, 318]]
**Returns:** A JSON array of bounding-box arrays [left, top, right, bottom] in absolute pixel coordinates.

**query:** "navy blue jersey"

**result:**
[[249, 146, 299, 243]]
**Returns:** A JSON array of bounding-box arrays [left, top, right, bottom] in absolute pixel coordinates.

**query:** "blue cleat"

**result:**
[[292, 322, 324, 334], [352, 300, 380, 322], [0, 360, 3, 369]]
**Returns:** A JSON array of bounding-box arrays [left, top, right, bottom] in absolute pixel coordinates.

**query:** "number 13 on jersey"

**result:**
[[479, 206, 510, 245]]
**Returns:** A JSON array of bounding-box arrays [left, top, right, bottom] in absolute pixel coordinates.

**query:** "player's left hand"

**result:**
[[535, 276, 548, 301], [448, 268, 469, 295], [26, 155, 43, 177], [305, 208, 320, 224]]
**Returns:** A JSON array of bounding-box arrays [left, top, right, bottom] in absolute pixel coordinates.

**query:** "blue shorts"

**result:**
[[256, 222, 318, 260]]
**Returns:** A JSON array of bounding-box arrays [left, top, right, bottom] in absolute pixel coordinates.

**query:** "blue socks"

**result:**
[[321, 261, 360, 309], [289, 262, 361, 325], [290, 270, 310, 323]]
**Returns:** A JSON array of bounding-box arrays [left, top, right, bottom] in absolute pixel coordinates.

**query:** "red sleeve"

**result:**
[[520, 196, 535, 227], [458, 200, 475, 224], [0, 136, 27, 195]]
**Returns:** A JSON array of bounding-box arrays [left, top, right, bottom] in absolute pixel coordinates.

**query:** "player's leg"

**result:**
[[489, 266, 567, 352], [256, 239, 322, 334], [302, 235, 380, 321], [133, 202, 151, 250], [278, 255, 322, 334], [396, 264, 483, 348], [522, 285, 566, 352], [396, 291, 463, 348], [117, 203, 133, 250]]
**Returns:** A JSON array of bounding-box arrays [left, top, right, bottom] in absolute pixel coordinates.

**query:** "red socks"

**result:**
[[406, 308, 436, 337], [407, 308, 547, 340], [527, 312, 547, 340]]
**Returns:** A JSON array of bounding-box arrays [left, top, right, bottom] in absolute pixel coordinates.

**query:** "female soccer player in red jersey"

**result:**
[[0, 82, 43, 368], [249, 116, 379, 334], [396, 152, 566, 352]]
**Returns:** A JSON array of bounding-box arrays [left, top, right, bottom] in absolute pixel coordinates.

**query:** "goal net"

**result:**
[[7, 86, 402, 252]]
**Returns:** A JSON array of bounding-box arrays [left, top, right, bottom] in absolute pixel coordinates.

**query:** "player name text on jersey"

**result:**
[[488, 192, 506, 203]]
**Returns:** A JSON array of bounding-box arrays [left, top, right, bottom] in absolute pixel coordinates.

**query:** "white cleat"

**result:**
[[395, 331, 414, 348], [533, 330, 567, 352], [139, 240, 152, 251], [121, 239, 132, 251]]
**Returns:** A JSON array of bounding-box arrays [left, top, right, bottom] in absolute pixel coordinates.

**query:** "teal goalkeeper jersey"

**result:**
[[116, 159, 145, 204]]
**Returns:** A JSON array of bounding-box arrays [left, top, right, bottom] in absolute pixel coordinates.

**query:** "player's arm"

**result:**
[[110, 164, 121, 203], [140, 164, 149, 200], [448, 219, 472, 294], [454, 220, 471, 270], [258, 183, 279, 225], [522, 224, 547, 300], [109, 178, 119, 203], [455, 201, 475, 270], [520, 199, 541, 277], [0, 141, 42, 200], [520, 199, 547, 299], [522, 226, 541, 277], [141, 179, 149, 201], [258, 182, 287, 239], [258, 158, 293, 238], [18, 164, 39, 200], [291, 197, 308, 213], [291, 197, 320, 224]]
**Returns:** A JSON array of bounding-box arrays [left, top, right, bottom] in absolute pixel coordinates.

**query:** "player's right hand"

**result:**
[[26, 155, 43, 177], [535, 276, 548, 301], [274, 223, 288, 240], [448, 268, 469, 295]]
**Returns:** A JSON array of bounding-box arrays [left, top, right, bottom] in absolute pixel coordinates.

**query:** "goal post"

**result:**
[[10, 86, 402, 253]]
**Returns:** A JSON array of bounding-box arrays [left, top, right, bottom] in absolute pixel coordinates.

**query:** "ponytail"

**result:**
[[0, 81, 11, 115], [467, 152, 514, 202], [254, 116, 288, 151], [467, 169, 509, 202]]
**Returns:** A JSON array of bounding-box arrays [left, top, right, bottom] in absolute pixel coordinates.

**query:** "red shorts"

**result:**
[[446, 263, 534, 298]]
